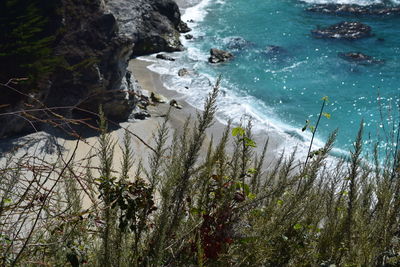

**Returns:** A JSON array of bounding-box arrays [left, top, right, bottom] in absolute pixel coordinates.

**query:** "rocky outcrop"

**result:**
[[156, 54, 176, 61], [178, 68, 189, 76], [307, 4, 400, 16], [106, 0, 190, 56], [208, 48, 234, 63], [0, 0, 189, 138], [311, 21, 372, 40], [338, 52, 384, 65], [184, 34, 194, 40], [46, 1, 134, 121]]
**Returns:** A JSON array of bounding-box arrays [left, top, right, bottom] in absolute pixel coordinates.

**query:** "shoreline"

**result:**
[[128, 58, 283, 165]]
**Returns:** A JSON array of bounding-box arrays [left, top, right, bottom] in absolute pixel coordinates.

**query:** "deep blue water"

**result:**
[[181, 0, 399, 155]]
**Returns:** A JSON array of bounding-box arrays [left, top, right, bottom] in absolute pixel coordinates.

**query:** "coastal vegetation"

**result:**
[[1, 81, 399, 266], [1, 0, 400, 266]]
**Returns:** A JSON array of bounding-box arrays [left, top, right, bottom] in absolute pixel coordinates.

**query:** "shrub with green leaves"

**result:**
[[0, 81, 399, 266]]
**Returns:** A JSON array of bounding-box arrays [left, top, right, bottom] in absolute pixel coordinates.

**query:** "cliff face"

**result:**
[[0, 0, 187, 138], [106, 0, 189, 55]]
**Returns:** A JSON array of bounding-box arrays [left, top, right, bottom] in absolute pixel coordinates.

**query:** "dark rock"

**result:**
[[131, 110, 151, 120], [187, 19, 195, 23], [178, 68, 189, 76], [311, 21, 372, 40], [225, 36, 254, 50], [265, 45, 287, 54], [184, 34, 194, 40], [307, 4, 400, 16], [338, 52, 384, 65], [47, 8, 134, 121], [170, 99, 182, 109], [0, 0, 138, 138], [262, 45, 290, 63], [0, 0, 191, 138], [208, 48, 234, 63], [107, 0, 186, 56], [156, 54, 175, 61], [177, 21, 191, 33]]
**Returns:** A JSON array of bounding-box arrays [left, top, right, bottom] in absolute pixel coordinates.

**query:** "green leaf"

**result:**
[[277, 199, 283, 205], [293, 223, 303, 230], [248, 193, 256, 200], [3, 198, 12, 204], [232, 127, 245, 137], [322, 112, 331, 119], [309, 125, 315, 133], [244, 137, 256, 148], [190, 208, 205, 215], [236, 182, 250, 196], [248, 168, 257, 175]]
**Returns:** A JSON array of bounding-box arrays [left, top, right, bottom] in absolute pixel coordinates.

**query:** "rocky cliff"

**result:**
[[0, 0, 188, 138]]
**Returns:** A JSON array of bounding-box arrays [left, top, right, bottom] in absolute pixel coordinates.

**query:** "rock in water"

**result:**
[[338, 52, 384, 65], [178, 68, 189, 76], [208, 48, 234, 63], [225, 36, 254, 50], [177, 21, 191, 33], [311, 21, 372, 40], [156, 54, 175, 61], [184, 34, 194, 40]]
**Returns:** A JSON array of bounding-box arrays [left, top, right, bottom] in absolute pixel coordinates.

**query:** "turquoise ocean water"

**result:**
[[145, 0, 400, 158]]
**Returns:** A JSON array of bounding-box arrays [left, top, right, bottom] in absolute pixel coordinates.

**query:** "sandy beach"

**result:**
[[127, 58, 283, 164]]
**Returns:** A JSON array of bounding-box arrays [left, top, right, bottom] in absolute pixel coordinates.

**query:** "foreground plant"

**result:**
[[0, 79, 399, 266]]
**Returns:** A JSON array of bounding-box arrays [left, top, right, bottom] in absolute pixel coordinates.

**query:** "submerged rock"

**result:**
[[225, 36, 254, 50], [156, 54, 175, 61], [265, 45, 287, 55], [262, 45, 290, 63], [311, 21, 372, 40], [307, 4, 400, 16], [178, 68, 190, 76], [338, 52, 384, 65], [208, 48, 234, 63]]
